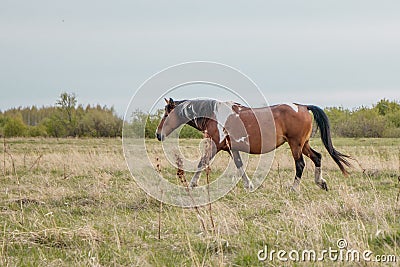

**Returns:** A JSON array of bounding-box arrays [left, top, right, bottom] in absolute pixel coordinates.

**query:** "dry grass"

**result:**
[[0, 137, 399, 266]]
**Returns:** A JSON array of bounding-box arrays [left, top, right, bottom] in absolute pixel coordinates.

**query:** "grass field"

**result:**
[[1, 137, 399, 266]]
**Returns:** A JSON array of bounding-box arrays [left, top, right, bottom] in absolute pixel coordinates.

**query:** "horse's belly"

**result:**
[[229, 126, 276, 154]]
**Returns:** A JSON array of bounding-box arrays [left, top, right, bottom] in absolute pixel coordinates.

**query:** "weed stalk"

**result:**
[[3, 136, 5, 177], [175, 154, 206, 232], [205, 138, 215, 232], [156, 157, 163, 240]]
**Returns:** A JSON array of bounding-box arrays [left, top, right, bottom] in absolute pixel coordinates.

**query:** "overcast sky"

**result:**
[[1, 1, 399, 116]]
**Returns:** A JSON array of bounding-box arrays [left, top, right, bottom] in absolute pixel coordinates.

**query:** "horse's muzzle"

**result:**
[[156, 133, 164, 141]]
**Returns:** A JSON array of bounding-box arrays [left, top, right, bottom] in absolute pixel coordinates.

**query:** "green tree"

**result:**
[[128, 110, 149, 138], [3, 117, 27, 137], [42, 112, 67, 138], [145, 111, 163, 138], [28, 125, 48, 137], [56, 92, 78, 136], [56, 92, 77, 122], [78, 106, 122, 137], [386, 110, 400, 128], [339, 108, 386, 137], [324, 106, 350, 137], [375, 98, 400, 116], [179, 125, 203, 138], [0, 113, 5, 136]]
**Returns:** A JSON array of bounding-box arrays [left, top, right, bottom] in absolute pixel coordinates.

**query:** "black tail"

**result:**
[[306, 105, 351, 176]]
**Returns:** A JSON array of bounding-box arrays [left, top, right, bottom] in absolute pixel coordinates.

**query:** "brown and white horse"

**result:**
[[156, 98, 351, 191]]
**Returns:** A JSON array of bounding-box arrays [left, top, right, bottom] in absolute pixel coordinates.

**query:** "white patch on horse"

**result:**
[[285, 103, 299, 112], [315, 167, 322, 182], [214, 101, 235, 143], [181, 102, 196, 118], [234, 136, 249, 145]]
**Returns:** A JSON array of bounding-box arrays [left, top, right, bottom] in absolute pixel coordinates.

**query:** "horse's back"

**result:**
[[271, 104, 313, 142]]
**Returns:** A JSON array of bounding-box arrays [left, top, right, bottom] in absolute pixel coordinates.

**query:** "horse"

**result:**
[[156, 98, 351, 191]]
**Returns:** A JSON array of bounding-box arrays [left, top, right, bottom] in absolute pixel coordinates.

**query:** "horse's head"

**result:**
[[156, 98, 183, 141]]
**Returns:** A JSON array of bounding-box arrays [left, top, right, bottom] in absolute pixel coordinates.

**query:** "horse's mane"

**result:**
[[175, 99, 217, 120], [173, 99, 217, 131]]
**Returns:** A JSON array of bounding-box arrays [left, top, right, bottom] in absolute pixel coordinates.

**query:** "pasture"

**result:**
[[0, 137, 399, 266]]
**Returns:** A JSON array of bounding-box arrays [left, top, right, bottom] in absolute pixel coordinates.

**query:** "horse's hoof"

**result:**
[[320, 182, 328, 191], [317, 180, 328, 191], [244, 182, 254, 191], [289, 186, 299, 193]]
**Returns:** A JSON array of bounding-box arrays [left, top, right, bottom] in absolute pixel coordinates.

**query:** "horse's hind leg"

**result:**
[[302, 141, 328, 191], [288, 140, 306, 191], [231, 150, 254, 190]]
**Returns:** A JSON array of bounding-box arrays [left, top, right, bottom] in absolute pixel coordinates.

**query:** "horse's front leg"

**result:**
[[189, 144, 217, 188], [231, 150, 254, 190]]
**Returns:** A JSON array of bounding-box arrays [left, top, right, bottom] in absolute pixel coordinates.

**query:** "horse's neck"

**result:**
[[186, 118, 208, 133]]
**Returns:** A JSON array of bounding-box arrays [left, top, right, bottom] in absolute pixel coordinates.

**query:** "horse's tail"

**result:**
[[306, 105, 351, 176]]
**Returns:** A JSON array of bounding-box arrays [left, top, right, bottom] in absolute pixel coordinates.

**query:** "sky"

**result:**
[[1, 1, 399, 116]]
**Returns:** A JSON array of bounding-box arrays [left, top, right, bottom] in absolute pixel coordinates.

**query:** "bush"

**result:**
[[28, 125, 48, 137], [335, 108, 386, 137], [325, 100, 400, 138], [4, 117, 27, 137], [179, 125, 203, 138]]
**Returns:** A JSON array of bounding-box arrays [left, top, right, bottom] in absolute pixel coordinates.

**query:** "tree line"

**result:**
[[1, 95, 399, 138], [325, 99, 400, 138], [0, 93, 123, 137]]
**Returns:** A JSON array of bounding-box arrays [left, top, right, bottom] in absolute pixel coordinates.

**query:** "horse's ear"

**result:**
[[169, 98, 175, 106], [164, 98, 169, 104]]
